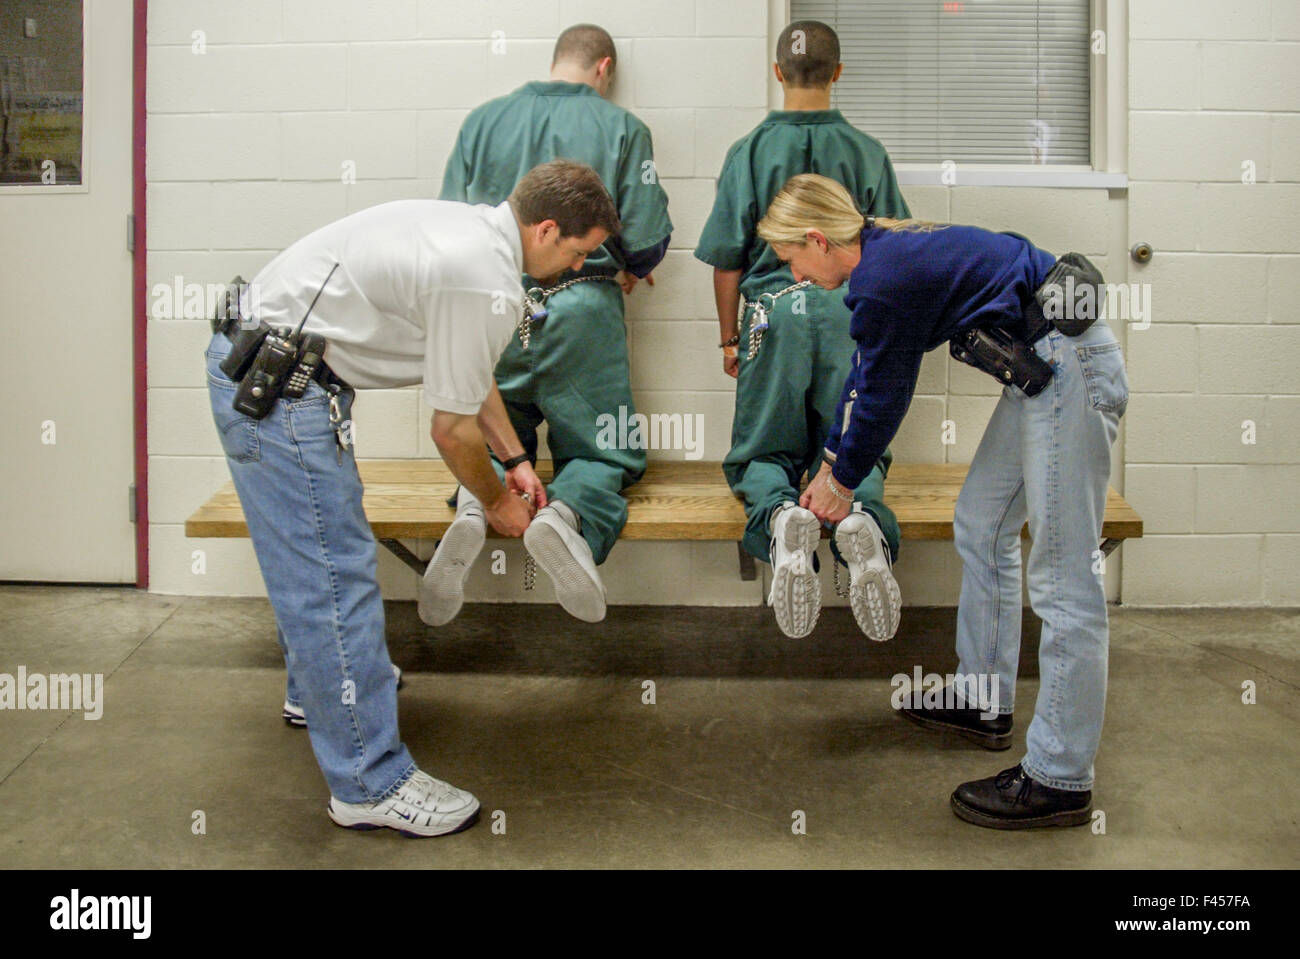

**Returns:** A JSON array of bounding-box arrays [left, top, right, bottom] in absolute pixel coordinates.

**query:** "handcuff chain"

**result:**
[[766, 280, 813, 301], [743, 280, 812, 361], [519, 275, 621, 351]]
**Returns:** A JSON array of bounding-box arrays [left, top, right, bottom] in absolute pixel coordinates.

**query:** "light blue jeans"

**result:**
[[206, 333, 414, 803], [953, 320, 1128, 790]]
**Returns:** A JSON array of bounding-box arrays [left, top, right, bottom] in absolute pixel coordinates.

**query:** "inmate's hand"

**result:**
[[723, 353, 739, 378], [484, 487, 535, 537], [506, 462, 548, 510], [801, 462, 853, 524], [619, 271, 654, 295]]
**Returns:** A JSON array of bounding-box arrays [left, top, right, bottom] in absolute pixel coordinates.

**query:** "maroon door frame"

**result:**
[[133, 0, 148, 588]]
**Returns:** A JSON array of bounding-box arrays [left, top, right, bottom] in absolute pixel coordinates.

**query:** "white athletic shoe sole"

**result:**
[[835, 512, 901, 642], [327, 770, 480, 838], [418, 513, 486, 626], [524, 510, 606, 623], [283, 663, 403, 728], [768, 506, 822, 639]]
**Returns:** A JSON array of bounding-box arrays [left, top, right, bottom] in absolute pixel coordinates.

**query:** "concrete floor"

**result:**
[[0, 585, 1296, 869]]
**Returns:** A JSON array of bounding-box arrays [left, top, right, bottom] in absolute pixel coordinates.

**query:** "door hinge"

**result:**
[[127, 213, 136, 253], [128, 482, 137, 523]]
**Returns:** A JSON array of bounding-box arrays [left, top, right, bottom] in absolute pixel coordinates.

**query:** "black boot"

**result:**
[[899, 693, 1012, 750], [951, 764, 1092, 830]]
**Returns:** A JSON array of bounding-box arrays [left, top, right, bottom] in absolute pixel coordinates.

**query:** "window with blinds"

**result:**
[[790, 0, 1092, 165]]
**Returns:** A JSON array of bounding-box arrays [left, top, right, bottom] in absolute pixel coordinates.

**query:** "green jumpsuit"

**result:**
[[694, 110, 910, 564], [440, 81, 673, 565]]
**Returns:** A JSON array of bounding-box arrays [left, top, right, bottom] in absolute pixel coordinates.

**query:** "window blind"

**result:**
[[790, 0, 1092, 165]]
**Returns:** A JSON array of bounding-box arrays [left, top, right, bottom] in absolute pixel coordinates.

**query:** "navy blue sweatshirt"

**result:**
[[824, 224, 1057, 490]]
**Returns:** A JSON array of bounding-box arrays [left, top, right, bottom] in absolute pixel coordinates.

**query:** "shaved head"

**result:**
[[776, 20, 840, 88], [553, 23, 617, 72]]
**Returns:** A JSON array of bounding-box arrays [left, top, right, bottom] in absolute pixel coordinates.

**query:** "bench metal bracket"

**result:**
[[1099, 538, 1123, 557], [379, 538, 427, 576], [737, 542, 757, 581]]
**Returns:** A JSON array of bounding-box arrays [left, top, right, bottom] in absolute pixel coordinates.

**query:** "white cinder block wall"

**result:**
[[1122, 0, 1300, 605], [148, 0, 1294, 606]]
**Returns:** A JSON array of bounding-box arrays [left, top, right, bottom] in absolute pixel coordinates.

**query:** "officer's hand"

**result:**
[[484, 488, 535, 537], [801, 464, 853, 524], [723, 353, 739, 378], [506, 462, 548, 510]]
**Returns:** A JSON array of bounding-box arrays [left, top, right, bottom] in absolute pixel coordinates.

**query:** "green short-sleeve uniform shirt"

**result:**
[[695, 109, 909, 301], [440, 80, 672, 279]]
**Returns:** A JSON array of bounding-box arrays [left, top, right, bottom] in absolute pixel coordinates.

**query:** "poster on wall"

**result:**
[[0, 2, 85, 186]]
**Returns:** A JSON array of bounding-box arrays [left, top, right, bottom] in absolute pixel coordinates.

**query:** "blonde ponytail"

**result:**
[[757, 174, 865, 249], [757, 174, 945, 247]]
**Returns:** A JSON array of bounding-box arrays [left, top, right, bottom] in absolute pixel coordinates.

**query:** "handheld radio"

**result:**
[[231, 263, 339, 418]]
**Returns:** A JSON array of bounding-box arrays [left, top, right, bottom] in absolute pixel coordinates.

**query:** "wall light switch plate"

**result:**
[[24, 17, 37, 38]]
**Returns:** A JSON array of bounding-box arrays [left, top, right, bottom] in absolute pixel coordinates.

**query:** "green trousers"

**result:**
[[489, 279, 644, 565], [723, 291, 901, 565]]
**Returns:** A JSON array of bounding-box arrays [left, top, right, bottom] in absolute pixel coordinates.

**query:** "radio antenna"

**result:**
[[292, 262, 340, 338]]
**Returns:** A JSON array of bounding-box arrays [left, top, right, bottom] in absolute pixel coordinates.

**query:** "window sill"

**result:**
[[896, 166, 1128, 190]]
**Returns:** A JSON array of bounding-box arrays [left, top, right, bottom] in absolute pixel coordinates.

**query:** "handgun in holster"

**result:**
[[950, 326, 1054, 398], [213, 275, 268, 382]]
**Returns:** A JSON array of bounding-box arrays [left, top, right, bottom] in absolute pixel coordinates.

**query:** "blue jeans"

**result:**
[[953, 320, 1128, 790], [206, 333, 414, 803]]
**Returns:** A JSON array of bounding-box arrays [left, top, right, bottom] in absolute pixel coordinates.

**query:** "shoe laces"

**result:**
[[994, 765, 1034, 806], [402, 770, 457, 807]]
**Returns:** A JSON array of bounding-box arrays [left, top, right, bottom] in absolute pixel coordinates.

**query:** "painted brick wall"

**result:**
[[1121, 0, 1300, 605], [149, 0, 1294, 609]]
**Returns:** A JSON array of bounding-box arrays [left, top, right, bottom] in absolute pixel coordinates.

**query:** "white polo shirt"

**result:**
[[246, 199, 524, 415]]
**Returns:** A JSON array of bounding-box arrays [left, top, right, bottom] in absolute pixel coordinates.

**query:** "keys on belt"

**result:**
[[328, 388, 353, 464]]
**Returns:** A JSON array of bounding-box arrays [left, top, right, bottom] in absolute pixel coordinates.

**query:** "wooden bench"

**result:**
[[186, 460, 1143, 580]]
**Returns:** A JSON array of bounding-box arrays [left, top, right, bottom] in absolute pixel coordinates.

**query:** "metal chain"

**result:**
[[518, 275, 620, 350], [519, 310, 535, 351], [833, 559, 850, 598], [746, 302, 768, 361], [518, 272, 618, 582], [743, 280, 811, 360]]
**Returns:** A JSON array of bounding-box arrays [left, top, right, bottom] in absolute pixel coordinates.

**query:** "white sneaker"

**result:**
[[283, 663, 403, 728], [768, 504, 822, 639], [834, 507, 902, 642], [328, 768, 480, 838], [419, 488, 486, 626], [523, 502, 606, 623]]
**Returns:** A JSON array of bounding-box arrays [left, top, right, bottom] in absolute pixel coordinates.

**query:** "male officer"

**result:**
[[206, 161, 619, 837], [429, 23, 672, 625], [694, 20, 910, 641]]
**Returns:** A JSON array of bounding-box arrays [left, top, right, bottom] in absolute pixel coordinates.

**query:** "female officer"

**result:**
[[756, 174, 1129, 830]]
